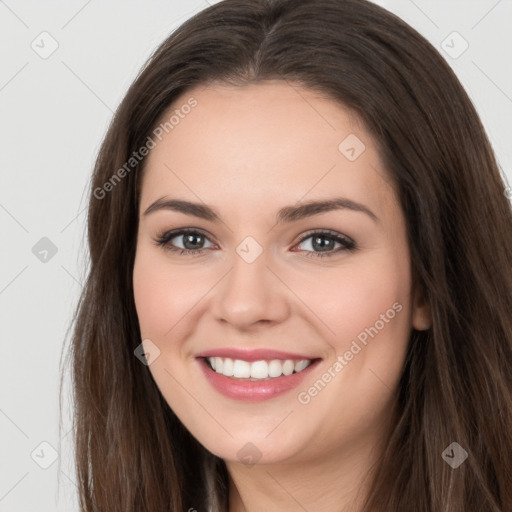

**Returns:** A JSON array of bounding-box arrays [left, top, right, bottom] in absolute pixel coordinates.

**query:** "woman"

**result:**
[[64, 0, 512, 510]]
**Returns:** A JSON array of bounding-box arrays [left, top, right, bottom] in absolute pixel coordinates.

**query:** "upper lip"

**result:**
[[195, 348, 320, 362]]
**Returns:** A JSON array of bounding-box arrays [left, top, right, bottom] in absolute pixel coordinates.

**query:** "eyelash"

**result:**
[[153, 228, 356, 259]]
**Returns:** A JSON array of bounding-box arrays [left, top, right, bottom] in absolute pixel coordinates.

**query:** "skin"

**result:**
[[132, 80, 432, 512]]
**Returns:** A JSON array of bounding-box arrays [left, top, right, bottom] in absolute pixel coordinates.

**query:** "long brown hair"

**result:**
[[61, 0, 512, 510]]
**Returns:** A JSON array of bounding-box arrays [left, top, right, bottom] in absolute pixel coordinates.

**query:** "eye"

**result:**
[[154, 228, 216, 256], [292, 230, 356, 258]]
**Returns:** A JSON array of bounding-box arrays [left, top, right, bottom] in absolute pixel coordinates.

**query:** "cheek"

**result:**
[[340, 271, 408, 342], [133, 254, 170, 338], [304, 252, 411, 352], [132, 246, 210, 339], [293, 253, 412, 445], [133, 248, 188, 340], [337, 256, 412, 392], [308, 250, 413, 410]]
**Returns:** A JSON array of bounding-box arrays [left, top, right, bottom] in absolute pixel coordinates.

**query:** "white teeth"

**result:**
[[222, 357, 234, 376], [282, 360, 294, 376], [250, 360, 268, 379], [294, 360, 309, 372], [268, 359, 283, 378], [207, 357, 312, 379], [233, 359, 251, 378]]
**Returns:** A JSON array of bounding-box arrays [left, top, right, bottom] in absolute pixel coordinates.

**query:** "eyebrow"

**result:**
[[143, 196, 379, 224]]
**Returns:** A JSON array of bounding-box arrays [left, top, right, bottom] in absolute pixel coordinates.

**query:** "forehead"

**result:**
[[139, 81, 396, 220]]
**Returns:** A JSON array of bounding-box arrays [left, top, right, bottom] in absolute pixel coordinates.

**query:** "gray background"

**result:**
[[1, 1, 511, 510]]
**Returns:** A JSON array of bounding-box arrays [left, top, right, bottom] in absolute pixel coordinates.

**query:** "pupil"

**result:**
[[313, 235, 333, 252], [184, 234, 202, 249]]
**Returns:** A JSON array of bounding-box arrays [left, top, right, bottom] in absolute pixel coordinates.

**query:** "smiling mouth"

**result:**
[[203, 356, 318, 381]]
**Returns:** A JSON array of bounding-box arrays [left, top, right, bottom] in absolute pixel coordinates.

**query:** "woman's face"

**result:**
[[133, 81, 431, 466]]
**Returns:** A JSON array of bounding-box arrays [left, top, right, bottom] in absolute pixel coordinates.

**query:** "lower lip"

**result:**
[[197, 358, 321, 401]]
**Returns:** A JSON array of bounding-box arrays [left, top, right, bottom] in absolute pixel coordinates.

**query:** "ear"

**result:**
[[411, 280, 432, 331]]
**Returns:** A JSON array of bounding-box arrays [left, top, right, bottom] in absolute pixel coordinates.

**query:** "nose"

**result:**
[[210, 247, 290, 331]]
